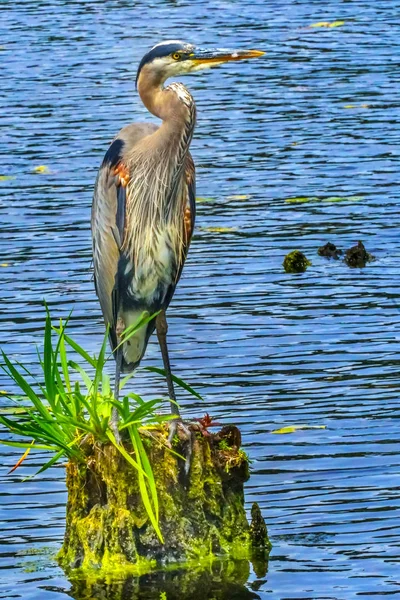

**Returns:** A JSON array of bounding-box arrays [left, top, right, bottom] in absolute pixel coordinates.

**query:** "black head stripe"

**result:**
[[135, 41, 193, 86]]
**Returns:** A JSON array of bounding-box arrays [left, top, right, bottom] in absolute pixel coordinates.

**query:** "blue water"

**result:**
[[1, 0, 400, 598]]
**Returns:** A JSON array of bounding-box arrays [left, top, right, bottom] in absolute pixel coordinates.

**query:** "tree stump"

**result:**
[[57, 423, 270, 578]]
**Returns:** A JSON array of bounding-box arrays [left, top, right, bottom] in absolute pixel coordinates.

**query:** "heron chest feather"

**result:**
[[125, 228, 177, 305]]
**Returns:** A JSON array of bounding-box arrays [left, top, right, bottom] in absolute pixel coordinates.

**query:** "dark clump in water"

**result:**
[[318, 242, 343, 260], [250, 503, 268, 549], [283, 250, 311, 273], [344, 241, 374, 268]]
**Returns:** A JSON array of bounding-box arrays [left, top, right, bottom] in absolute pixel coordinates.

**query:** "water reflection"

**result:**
[[64, 559, 266, 600]]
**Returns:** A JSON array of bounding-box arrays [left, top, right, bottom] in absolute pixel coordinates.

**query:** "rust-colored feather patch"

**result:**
[[113, 162, 130, 187], [184, 205, 192, 243]]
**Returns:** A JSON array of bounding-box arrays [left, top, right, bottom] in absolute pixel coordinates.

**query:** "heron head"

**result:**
[[136, 40, 264, 87]]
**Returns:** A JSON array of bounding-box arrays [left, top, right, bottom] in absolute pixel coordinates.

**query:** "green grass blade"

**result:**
[[3, 409, 76, 451], [100, 416, 110, 434], [63, 334, 97, 368], [56, 415, 98, 436], [120, 371, 135, 391], [51, 313, 73, 395], [147, 414, 176, 424], [131, 426, 159, 520], [106, 430, 143, 473], [57, 392, 76, 423], [118, 399, 162, 429], [128, 425, 163, 542], [43, 309, 56, 405], [68, 361, 93, 392], [107, 399, 126, 420], [144, 367, 203, 401], [92, 329, 108, 405], [0, 440, 58, 450], [1, 353, 51, 420], [59, 330, 71, 393], [11, 360, 49, 405], [125, 392, 145, 405], [102, 373, 111, 397], [0, 397, 70, 445], [112, 311, 160, 356], [82, 393, 103, 430], [22, 448, 66, 482]]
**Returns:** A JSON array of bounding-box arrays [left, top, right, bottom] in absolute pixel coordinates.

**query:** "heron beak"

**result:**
[[189, 48, 265, 66]]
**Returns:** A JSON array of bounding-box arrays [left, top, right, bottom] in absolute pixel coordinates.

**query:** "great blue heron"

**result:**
[[91, 40, 263, 438]]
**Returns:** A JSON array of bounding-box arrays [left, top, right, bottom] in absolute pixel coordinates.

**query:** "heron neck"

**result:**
[[137, 76, 196, 190], [138, 73, 195, 132]]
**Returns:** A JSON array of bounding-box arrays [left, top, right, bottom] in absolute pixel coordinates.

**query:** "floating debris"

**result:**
[[227, 194, 251, 201], [196, 196, 214, 203], [318, 242, 343, 260], [271, 425, 326, 434], [33, 165, 51, 174], [344, 241, 374, 268], [285, 195, 363, 204], [344, 103, 370, 109], [201, 226, 237, 233], [285, 196, 316, 204], [283, 250, 311, 273], [309, 20, 345, 28], [0, 175, 16, 181]]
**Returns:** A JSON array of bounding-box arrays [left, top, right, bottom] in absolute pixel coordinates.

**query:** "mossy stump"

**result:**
[[57, 424, 270, 578]]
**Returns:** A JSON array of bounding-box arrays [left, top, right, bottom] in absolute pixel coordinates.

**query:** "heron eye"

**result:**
[[172, 52, 181, 61]]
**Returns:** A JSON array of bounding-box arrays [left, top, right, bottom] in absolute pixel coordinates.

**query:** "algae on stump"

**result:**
[[57, 424, 270, 577]]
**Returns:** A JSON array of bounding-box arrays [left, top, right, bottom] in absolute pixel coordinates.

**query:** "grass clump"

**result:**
[[0, 309, 187, 542]]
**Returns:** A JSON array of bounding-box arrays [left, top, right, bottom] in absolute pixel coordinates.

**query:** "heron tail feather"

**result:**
[[115, 310, 156, 373]]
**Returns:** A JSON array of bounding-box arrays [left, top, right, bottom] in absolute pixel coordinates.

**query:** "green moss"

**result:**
[[218, 439, 231, 451], [283, 250, 312, 273], [57, 426, 270, 581]]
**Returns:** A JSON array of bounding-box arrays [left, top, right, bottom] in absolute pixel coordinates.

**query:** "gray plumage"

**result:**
[[92, 87, 195, 373], [90, 39, 263, 432]]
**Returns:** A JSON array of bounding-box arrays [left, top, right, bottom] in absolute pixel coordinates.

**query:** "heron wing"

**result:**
[[182, 152, 196, 267], [163, 153, 196, 308], [91, 124, 158, 350]]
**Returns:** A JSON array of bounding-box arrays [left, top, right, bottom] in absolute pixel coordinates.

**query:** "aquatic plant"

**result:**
[[0, 309, 194, 542]]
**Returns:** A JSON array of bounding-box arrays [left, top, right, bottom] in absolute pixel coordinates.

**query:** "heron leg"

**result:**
[[156, 310, 179, 417], [112, 346, 122, 444], [156, 310, 193, 476]]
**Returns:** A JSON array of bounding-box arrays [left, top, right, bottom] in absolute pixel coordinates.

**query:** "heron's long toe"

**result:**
[[168, 418, 194, 478]]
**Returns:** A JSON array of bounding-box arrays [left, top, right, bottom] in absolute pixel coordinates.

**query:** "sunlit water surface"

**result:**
[[1, 0, 400, 598]]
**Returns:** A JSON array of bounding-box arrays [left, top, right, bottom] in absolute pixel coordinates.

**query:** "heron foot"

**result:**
[[168, 418, 194, 478]]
